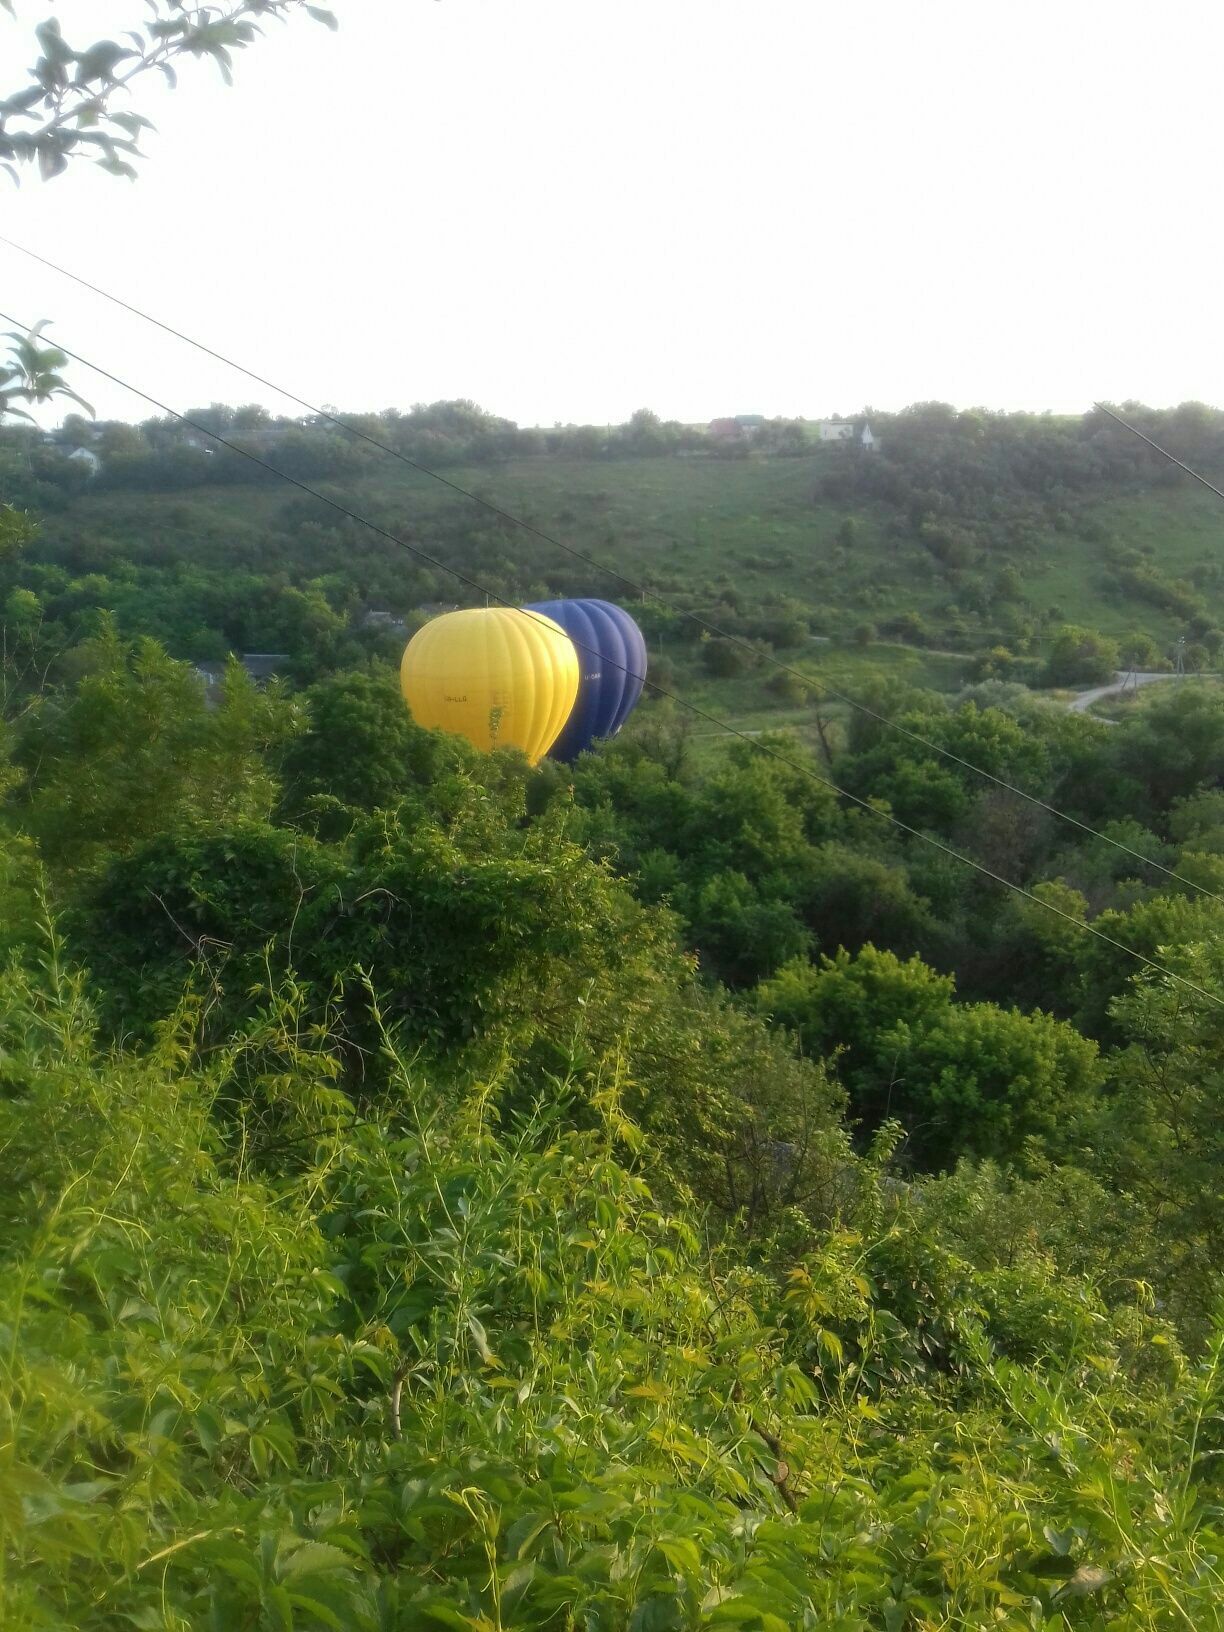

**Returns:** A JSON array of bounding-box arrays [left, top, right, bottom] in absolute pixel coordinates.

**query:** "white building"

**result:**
[[361, 609, 408, 634], [817, 420, 880, 452], [67, 447, 102, 475]]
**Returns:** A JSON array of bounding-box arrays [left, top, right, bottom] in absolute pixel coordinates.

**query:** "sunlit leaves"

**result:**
[[0, 875, 1221, 1625]]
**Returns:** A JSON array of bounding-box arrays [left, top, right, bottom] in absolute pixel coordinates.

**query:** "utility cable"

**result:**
[[4, 307, 1220, 1011], [2, 233, 1217, 904], [1094, 400, 1224, 505]]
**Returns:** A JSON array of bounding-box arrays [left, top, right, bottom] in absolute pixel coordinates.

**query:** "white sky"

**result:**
[[3, 0, 1223, 427]]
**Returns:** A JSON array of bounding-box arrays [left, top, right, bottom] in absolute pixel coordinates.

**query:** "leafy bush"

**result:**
[[757, 945, 1103, 1165], [701, 635, 755, 677], [1043, 624, 1120, 687], [3, 944, 1221, 1630]]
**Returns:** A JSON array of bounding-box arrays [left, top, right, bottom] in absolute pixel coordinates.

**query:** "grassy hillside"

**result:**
[[17, 440, 1223, 743]]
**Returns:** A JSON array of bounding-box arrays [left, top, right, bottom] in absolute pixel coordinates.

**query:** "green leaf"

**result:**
[[277, 1541, 356, 1582], [348, 1342, 393, 1384], [55, 386, 95, 416], [506, 1511, 550, 1558], [419, 1606, 487, 1631], [816, 1325, 844, 1363], [111, 112, 155, 137], [96, 155, 138, 180], [146, 1405, 182, 1441], [705, 1601, 782, 1626], [37, 144, 68, 181], [628, 1596, 682, 1632], [285, 1592, 346, 1631], [305, 7, 339, 28], [74, 41, 135, 83], [1, 86, 45, 115], [1042, 1525, 1076, 1556], [654, 1535, 702, 1576], [201, 1540, 262, 1591], [264, 1582, 295, 1632], [466, 1312, 497, 1365], [249, 1432, 270, 1476], [59, 1479, 113, 1504], [35, 18, 73, 64], [193, 1404, 225, 1454]]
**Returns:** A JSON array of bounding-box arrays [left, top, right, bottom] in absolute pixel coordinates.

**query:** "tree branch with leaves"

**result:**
[[0, 321, 93, 422], [0, 0, 338, 184]]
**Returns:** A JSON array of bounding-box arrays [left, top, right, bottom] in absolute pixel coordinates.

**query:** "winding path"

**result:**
[[1066, 671, 1180, 715]]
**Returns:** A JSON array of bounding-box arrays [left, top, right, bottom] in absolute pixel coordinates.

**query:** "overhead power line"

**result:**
[[2, 234, 1218, 905], [3, 306, 1220, 1011], [1094, 400, 1224, 505]]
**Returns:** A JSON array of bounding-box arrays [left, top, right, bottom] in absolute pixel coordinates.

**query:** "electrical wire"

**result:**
[[1094, 400, 1224, 505], [2, 232, 1217, 904], [4, 305, 1220, 1011]]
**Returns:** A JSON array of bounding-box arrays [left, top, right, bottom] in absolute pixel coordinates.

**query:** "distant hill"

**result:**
[[6, 402, 1224, 719]]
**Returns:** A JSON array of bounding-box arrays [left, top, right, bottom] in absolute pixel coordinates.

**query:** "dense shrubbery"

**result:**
[[4, 400, 1224, 1622], [3, 888, 1223, 1627]]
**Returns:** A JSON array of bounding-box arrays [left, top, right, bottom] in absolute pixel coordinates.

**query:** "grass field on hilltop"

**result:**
[[29, 446, 1224, 733], [352, 455, 1224, 644]]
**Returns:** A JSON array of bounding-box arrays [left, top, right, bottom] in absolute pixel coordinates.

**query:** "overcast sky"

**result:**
[[3, 0, 1222, 426]]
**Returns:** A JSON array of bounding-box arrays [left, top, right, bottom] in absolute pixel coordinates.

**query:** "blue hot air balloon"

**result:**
[[523, 597, 648, 762]]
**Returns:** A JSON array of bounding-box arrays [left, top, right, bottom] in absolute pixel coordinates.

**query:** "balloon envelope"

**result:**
[[400, 607, 580, 766], [523, 598, 648, 762]]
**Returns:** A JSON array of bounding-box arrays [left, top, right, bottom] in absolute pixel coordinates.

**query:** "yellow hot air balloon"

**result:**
[[400, 607, 580, 766]]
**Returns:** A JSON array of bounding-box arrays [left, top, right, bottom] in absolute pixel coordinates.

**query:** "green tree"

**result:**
[[1118, 629, 1163, 669], [72, 793, 851, 1215], [1169, 787, 1224, 853], [993, 565, 1023, 602], [621, 406, 668, 454], [841, 699, 1054, 835], [701, 635, 754, 677], [682, 750, 834, 880], [12, 621, 293, 873], [757, 945, 1102, 1165], [888, 609, 929, 645], [278, 665, 470, 817], [893, 998, 1101, 1165], [681, 868, 809, 986], [1043, 623, 1119, 687], [795, 842, 934, 955], [1100, 949, 1224, 1336], [1112, 682, 1224, 812], [752, 599, 810, 648], [765, 667, 807, 703], [760, 943, 954, 1058], [1071, 891, 1224, 1037]]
